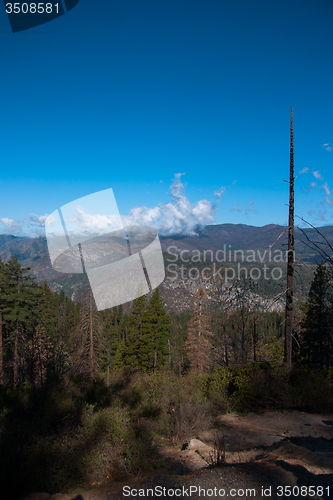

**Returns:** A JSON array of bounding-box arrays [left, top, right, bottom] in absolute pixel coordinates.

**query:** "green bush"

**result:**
[[223, 363, 333, 414], [1, 364, 332, 500], [288, 367, 333, 412], [0, 376, 160, 500]]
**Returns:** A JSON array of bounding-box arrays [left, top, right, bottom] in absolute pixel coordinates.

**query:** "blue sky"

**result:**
[[1, 0, 333, 237]]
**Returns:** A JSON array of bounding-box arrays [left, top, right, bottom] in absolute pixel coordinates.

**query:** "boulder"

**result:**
[[182, 438, 212, 460]]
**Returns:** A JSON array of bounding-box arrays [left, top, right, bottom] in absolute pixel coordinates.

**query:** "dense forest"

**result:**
[[0, 255, 332, 499], [0, 255, 289, 384]]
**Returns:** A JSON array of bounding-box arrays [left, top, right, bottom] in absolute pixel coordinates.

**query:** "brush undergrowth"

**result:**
[[0, 365, 332, 500]]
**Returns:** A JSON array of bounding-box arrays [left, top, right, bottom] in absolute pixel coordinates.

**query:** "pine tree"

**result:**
[[1, 256, 39, 385], [37, 281, 58, 341], [298, 262, 332, 369], [99, 307, 126, 383], [186, 286, 215, 372], [140, 288, 171, 372], [116, 294, 147, 370]]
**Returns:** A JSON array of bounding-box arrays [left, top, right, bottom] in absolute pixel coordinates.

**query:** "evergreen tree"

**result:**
[[37, 281, 58, 341], [140, 288, 171, 372], [1, 256, 39, 385], [169, 310, 192, 375], [298, 262, 332, 369], [116, 294, 147, 370], [99, 307, 126, 383], [115, 290, 171, 373], [50, 289, 78, 380]]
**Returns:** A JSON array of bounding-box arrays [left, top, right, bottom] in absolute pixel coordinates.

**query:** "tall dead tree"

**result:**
[[186, 286, 215, 372], [284, 107, 294, 366], [72, 290, 104, 379], [0, 310, 3, 385], [0, 258, 3, 385]]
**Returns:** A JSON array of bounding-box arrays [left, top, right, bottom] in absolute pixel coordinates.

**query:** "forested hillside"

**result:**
[[0, 223, 329, 312], [0, 234, 333, 500]]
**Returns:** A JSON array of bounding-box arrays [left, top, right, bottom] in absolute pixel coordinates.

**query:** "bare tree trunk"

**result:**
[[285, 107, 294, 366], [252, 314, 257, 362], [168, 339, 171, 366], [153, 349, 157, 372], [14, 282, 20, 386], [39, 345, 43, 387], [89, 290, 94, 379], [14, 321, 19, 386], [0, 312, 3, 385]]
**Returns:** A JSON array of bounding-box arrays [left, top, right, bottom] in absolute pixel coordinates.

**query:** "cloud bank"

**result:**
[[1, 174, 218, 238], [122, 173, 217, 236], [301, 168, 333, 222]]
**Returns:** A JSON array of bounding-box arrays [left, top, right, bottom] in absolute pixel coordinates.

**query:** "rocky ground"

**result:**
[[24, 411, 333, 500], [160, 410, 333, 474]]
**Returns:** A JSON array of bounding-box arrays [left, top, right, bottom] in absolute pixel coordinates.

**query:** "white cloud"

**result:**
[[312, 170, 324, 181], [147, 173, 217, 235], [302, 176, 333, 219], [302, 181, 317, 193], [75, 207, 123, 233], [0, 217, 24, 235], [231, 206, 242, 213], [322, 182, 333, 207], [28, 213, 49, 227], [317, 210, 327, 221], [299, 167, 309, 174], [323, 143, 333, 152], [245, 200, 258, 216], [214, 186, 226, 203], [122, 206, 161, 227], [67, 174, 217, 237], [322, 182, 330, 197]]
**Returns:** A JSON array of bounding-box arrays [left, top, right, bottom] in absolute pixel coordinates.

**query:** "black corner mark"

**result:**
[[3, 0, 80, 33], [64, 0, 79, 12]]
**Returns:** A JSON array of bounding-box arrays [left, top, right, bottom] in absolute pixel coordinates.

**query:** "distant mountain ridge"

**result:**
[[1, 222, 332, 278], [160, 223, 333, 261], [0, 223, 331, 311]]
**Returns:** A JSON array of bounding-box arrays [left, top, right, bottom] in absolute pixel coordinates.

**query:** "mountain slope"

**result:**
[[0, 223, 330, 311]]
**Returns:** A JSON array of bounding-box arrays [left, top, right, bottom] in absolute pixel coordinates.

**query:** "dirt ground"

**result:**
[[25, 410, 333, 500], [160, 410, 333, 475]]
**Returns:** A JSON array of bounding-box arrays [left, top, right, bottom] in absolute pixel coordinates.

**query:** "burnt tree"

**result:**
[[284, 107, 294, 366]]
